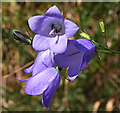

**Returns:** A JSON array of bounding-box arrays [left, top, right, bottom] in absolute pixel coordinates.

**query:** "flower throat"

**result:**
[[49, 23, 62, 35]]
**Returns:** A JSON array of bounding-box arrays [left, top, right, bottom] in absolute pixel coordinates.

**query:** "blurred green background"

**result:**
[[2, 2, 119, 112]]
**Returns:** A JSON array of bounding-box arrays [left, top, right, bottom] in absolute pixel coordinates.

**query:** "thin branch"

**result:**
[[3, 61, 34, 79], [108, 77, 119, 89]]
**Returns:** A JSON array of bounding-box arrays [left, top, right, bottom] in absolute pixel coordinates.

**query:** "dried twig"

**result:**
[[108, 77, 119, 89], [3, 61, 34, 79]]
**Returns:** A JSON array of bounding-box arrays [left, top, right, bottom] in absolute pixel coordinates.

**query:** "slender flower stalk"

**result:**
[[91, 40, 120, 54], [96, 49, 120, 54]]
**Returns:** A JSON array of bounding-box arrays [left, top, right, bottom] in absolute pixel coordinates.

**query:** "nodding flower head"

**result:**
[[54, 39, 95, 81], [28, 5, 79, 54], [17, 49, 61, 109]]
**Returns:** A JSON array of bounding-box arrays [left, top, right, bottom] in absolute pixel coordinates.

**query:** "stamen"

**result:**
[[49, 28, 56, 35]]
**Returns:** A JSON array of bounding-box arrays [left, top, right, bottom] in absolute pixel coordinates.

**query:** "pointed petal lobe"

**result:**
[[16, 77, 31, 82], [28, 15, 44, 34], [45, 5, 63, 19], [24, 64, 34, 73], [68, 74, 78, 82], [64, 19, 79, 39]]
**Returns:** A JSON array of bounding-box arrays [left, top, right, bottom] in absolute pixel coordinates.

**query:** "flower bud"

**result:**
[[99, 21, 105, 33], [80, 32, 91, 40], [12, 29, 32, 45]]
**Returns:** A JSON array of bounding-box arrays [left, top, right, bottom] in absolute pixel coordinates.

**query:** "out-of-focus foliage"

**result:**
[[2, 2, 119, 112]]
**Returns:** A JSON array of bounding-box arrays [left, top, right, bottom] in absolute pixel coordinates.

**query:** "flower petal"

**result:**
[[66, 50, 84, 81], [28, 15, 45, 34], [75, 39, 95, 52], [53, 53, 68, 68], [76, 39, 95, 72], [67, 67, 80, 82], [16, 77, 31, 82], [45, 5, 63, 19], [32, 34, 49, 52], [80, 47, 95, 72], [54, 40, 84, 68], [25, 67, 58, 95], [68, 74, 78, 82], [32, 50, 53, 76], [24, 64, 34, 73], [64, 19, 79, 39], [48, 35, 67, 54], [42, 73, 61, 109]]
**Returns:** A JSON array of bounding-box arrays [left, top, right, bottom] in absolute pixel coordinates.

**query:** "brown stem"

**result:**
[[64, 79, 70, 111], [3, 60, 34, 79]]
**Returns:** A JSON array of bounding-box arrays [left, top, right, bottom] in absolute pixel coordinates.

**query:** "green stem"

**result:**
[[0, 105, 10, 111], [96, 50, 120, 54], [92, 40, 120, 54], [92, 40, 107, 50]]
